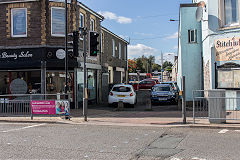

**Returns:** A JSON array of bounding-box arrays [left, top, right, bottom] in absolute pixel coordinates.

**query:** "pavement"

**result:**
[[1, 104, 240, 129]]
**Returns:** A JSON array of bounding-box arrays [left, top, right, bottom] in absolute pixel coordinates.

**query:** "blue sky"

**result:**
[[81, 0, 192, 64]]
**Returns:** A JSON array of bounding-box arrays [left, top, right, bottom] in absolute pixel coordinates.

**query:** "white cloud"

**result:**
[[98, 11, 132, 24], [173, 45, 178, 50], [128, 44, 157, 59], [134, 32, 154, 36], [166, 32, 178, 39], [155, 53, 175, 65]]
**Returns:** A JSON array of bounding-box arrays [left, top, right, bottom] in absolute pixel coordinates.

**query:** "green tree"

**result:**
[[162, 61, 173, 69], [136, 58, 145, 72], [152, 63, 161, 72]]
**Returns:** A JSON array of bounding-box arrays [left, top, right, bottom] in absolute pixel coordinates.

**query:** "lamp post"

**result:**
[[65, 0, 68, 94]]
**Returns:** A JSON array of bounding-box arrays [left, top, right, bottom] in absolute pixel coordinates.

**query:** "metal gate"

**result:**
[[193, 90, 240, 123]]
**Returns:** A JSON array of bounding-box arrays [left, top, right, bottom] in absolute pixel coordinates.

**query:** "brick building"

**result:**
[[101, 27, 129, 102], [0, 0, 105, 108]]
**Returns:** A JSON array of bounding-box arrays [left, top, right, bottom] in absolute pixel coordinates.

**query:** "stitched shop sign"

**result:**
[[215, 37, 240, 61]]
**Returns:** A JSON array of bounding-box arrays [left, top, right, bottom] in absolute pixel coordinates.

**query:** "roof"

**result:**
[[102, 26, 129, 44], [77, 1, 104, 20], [0, 0, 38, 4], [180, 3, 198, 8]]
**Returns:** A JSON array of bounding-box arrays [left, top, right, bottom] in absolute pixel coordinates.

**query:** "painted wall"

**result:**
[[178, 5, 203, 101]]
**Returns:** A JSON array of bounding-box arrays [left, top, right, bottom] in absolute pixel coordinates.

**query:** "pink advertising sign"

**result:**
[[31, 101, 56, 115]]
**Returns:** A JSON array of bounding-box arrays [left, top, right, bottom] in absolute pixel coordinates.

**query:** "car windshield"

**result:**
[[152, 86, 170, 91], [112, 86, 131, 92]]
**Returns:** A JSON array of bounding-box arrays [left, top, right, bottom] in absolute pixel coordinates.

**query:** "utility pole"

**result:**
[[80, 27, 88, 121], [64, 0, 68, 94], [161, 52, 163, 82]]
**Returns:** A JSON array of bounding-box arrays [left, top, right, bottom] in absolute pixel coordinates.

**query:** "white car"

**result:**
[[108, 84, 137, 107]]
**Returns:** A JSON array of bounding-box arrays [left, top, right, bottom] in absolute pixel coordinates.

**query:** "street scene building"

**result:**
[[0, 0, 128, 108], [178, 0, 240, 104], [101, 27, 129, 102]]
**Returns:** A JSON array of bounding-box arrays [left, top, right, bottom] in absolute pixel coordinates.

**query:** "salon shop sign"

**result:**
[[215, 37, 240, 61]]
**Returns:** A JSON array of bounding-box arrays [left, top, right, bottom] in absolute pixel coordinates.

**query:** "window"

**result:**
[[188, 29, 197, 43], [51, 7, 65, 37], [11, 8, 27, 37], [79, 13, 84, 28], [119, 43, 121, 59], [90, 18, 95, 31], [124, 45, 127, 60], [112, 39, 115, 57], [224, 0, 239, 26]]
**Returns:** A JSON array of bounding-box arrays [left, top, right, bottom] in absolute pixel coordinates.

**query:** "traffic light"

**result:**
[[90, 31, 99, 56], [68, 31, 79, 57]]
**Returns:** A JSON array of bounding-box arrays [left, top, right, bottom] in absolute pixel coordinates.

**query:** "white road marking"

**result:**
[[84, 155, 88, 158], [218, 129, 229, 134], [1, 123, 46, 133], [123, 141, 128, 144], [144, 134, 149, 136], [135, 138, 139, 140], [192, 157, 206, 160], [235, 130, 240, 132], [7, 143, 11, 145], [171, 158, 182, 160], [99, 150, 104, 153], [112, 146, 117, 148]]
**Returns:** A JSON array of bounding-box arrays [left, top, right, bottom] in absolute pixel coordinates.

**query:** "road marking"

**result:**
[[218, 129, 229, 134], [171, 158, 182, 160], [192, 157, 206, 160], [112, 146, 117, 148], [7, 143, 11, 145], [235, 130, 240, 132], [1, 123, 46, 133], [144, 134, 149, 136], [123, 141, 128, 144]]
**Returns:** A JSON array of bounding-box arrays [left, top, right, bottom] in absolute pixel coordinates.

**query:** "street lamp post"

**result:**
[[65, 0, 68, 95]]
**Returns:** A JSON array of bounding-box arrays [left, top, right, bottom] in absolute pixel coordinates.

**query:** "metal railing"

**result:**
[[0, 94, 70, 117], [193, 90, 240, 123]]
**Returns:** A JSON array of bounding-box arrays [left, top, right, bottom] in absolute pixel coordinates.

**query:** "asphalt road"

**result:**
[[0, 122, 240, 160]]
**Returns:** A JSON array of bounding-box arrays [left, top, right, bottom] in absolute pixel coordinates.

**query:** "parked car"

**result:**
[[160, 81, 179, 99], [108, 84, 137, 107], [151, 84, 177, 104], [137, 79, 159, 90]]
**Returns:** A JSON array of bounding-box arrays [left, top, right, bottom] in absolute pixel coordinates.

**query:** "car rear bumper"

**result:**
[[108, 96, 136, 105]]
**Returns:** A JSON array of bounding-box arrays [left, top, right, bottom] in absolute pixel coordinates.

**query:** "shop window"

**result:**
[[218, 69, 240, 88], [0, 71, 41, 95], [51, 7, 65, 37], [188, 29, 197, 43], [90, 18, 95, 31], [11, 8, 27, 37], [224, 0, 239, 26]]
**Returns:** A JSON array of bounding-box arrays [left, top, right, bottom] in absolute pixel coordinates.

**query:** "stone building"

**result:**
[[0, 0, 106, 108], [101, 27, 129, 102]]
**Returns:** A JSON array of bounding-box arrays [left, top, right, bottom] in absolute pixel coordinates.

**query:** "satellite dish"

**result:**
[[196, 7, 203, 22]]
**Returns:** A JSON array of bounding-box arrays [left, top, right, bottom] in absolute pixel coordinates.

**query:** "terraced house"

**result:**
[[0, 0, 128, 108]]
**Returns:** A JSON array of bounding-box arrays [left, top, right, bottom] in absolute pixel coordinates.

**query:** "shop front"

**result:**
[[215, 37, 240, 89], [76, 63, 101, 108], [0, 47, 78, 108]]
